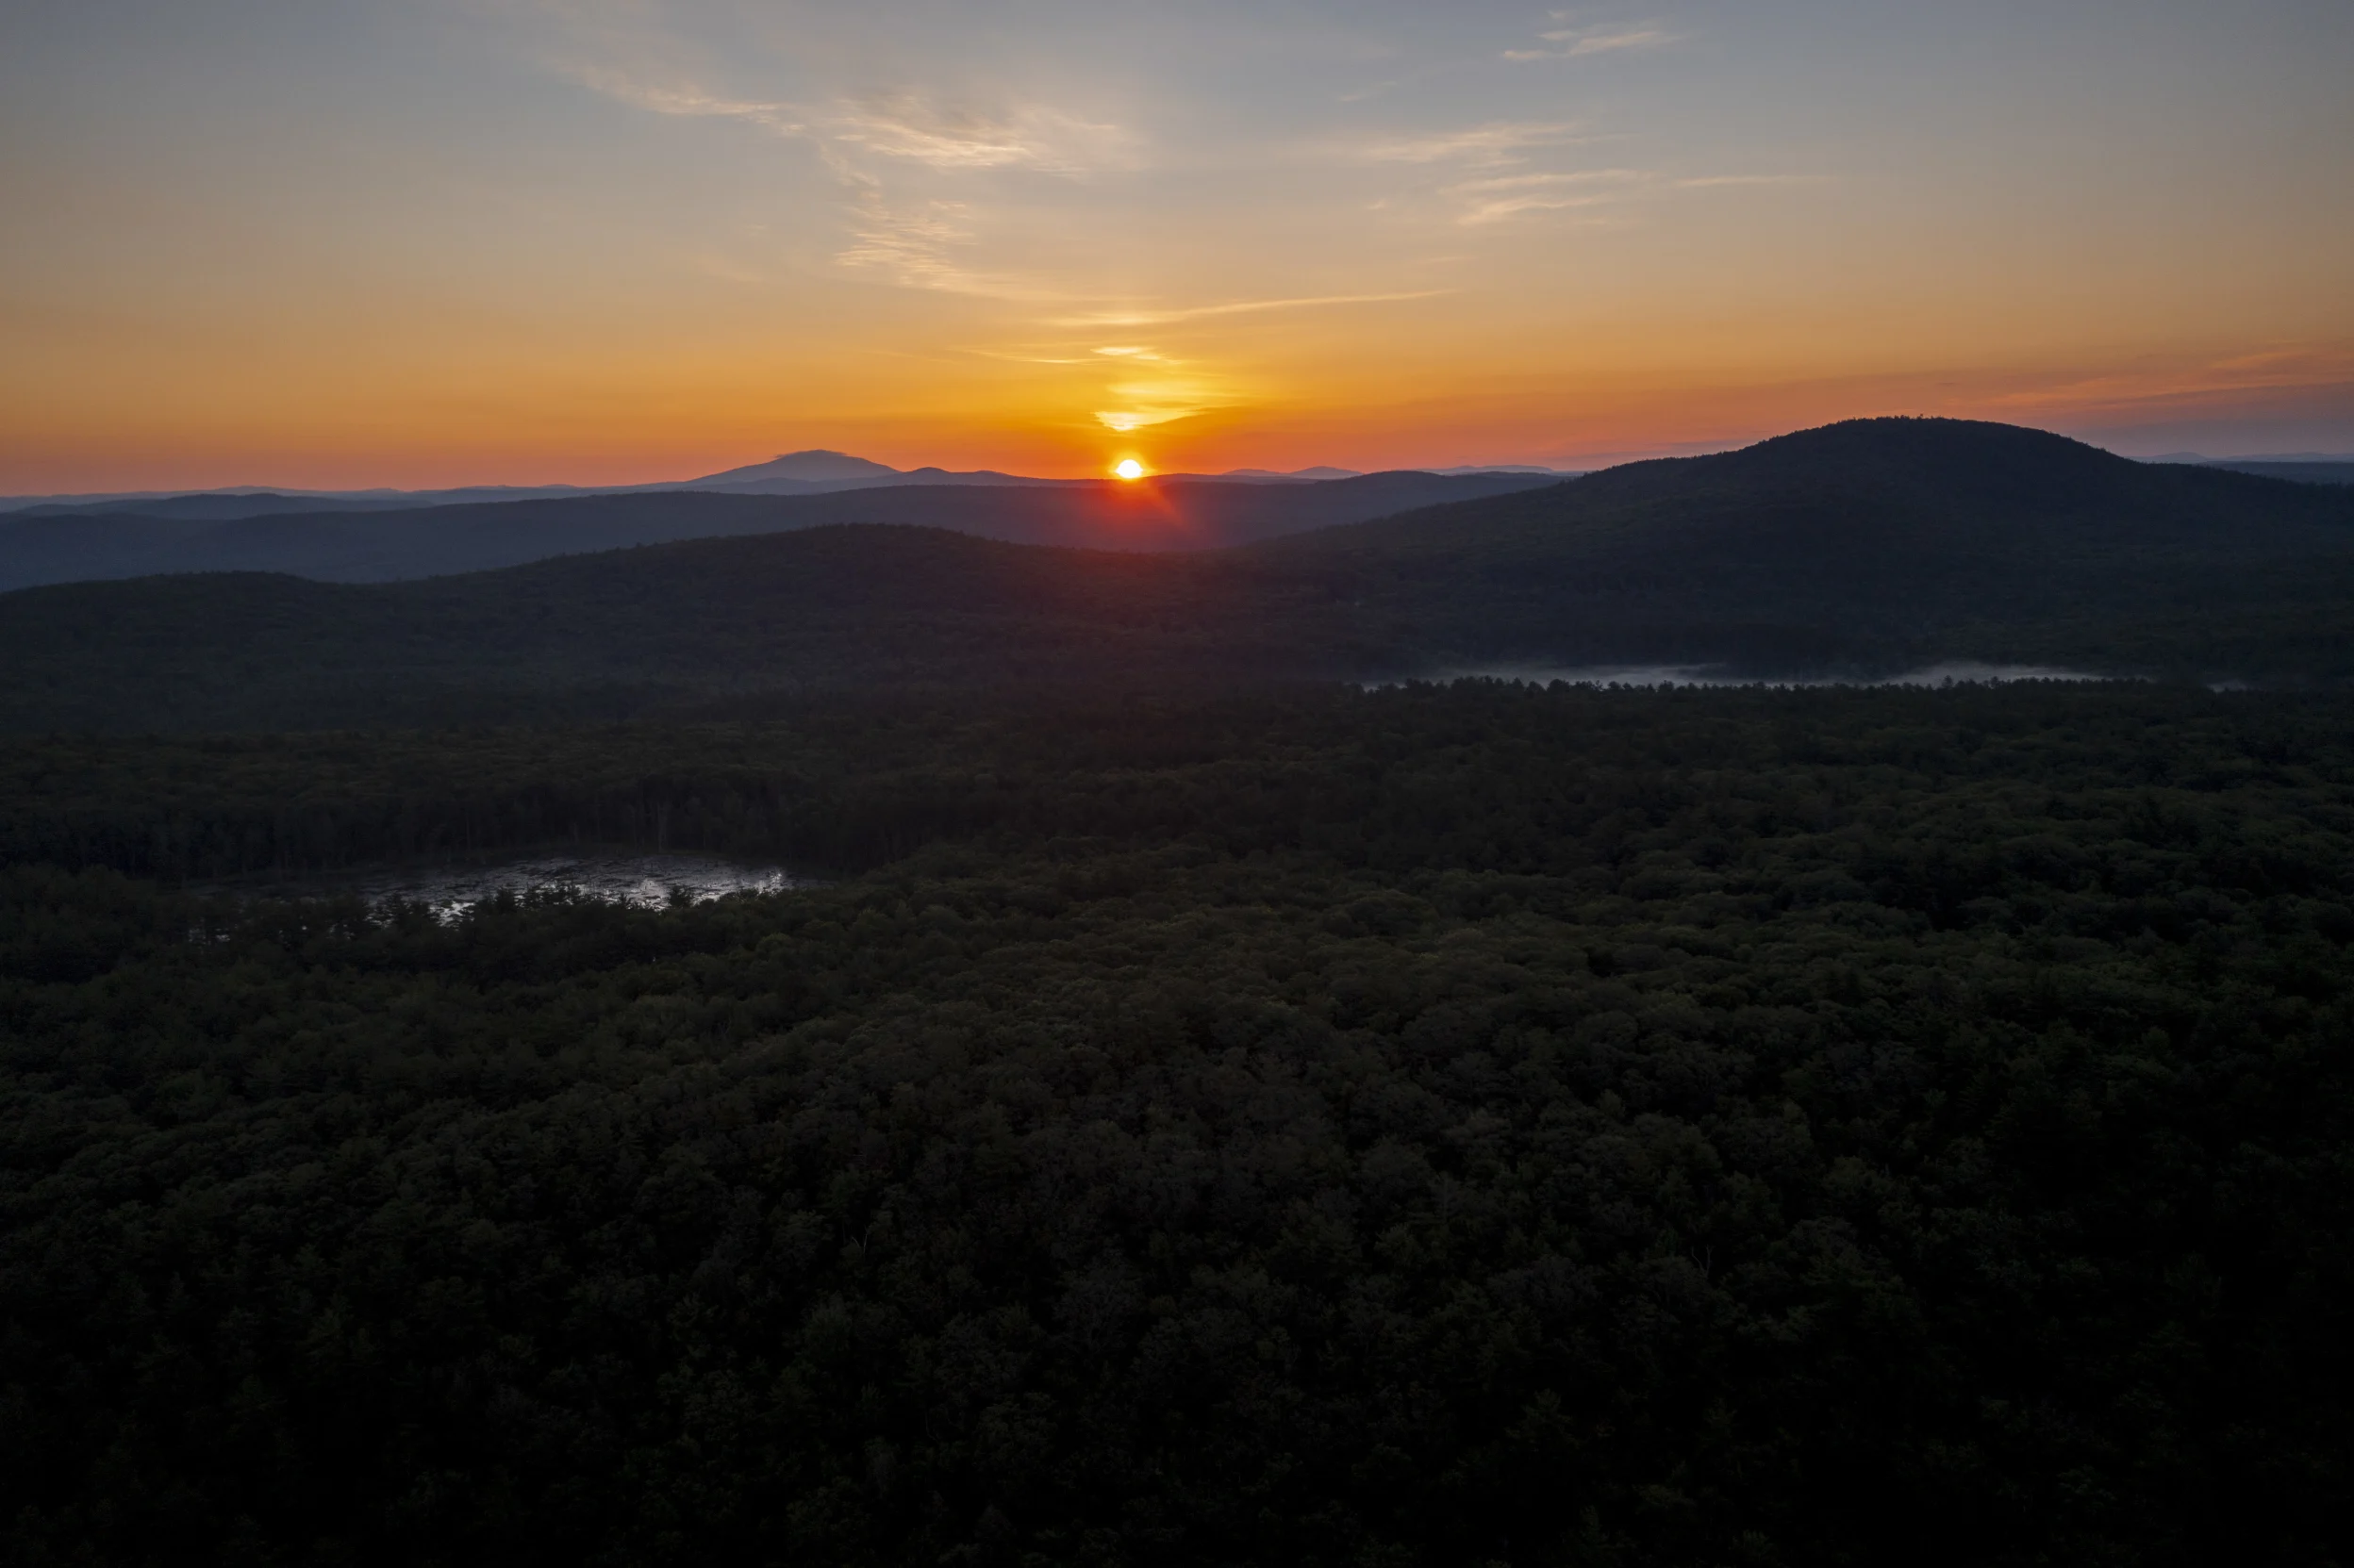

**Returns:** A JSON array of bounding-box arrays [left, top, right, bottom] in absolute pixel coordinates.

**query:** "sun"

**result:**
[[1112, 458, 1147, 481]]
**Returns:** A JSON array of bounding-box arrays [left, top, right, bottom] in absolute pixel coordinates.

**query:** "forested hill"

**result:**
[[0, 470, 1553, 592], [1251, 417, 2354, 642], [3, 418, 2352, 733]]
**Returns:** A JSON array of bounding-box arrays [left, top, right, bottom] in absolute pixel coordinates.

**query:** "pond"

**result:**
[[211, 850, 806, 918]]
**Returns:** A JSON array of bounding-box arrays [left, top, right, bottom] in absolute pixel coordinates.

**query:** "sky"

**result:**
[[3, 0, 2351, 492]]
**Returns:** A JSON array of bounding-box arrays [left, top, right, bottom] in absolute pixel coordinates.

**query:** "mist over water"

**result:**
[[1406, 662, 2116, 689], [213, 851, 805, 919]]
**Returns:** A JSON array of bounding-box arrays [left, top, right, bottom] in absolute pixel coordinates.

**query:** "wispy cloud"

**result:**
[[1505, 18, 1685, 61], [1092, 369, 1243, 433], [835, 197, 996, 292], [1063, 291, 1449, 328], [1451, 169, 1649, 193], [1674, 173, 1832, 188], [1459, 193, 1623, 225], [1435, 168, 1818, 225], [558, 61, 1134, 299], [825, 95, 1130, 173], [1361, 122, 1587, 167], [566, 69, 1127, 173], [562, 67, 803, 135]]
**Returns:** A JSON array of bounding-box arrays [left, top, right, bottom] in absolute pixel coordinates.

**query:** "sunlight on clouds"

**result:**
[[1450, 170, 1649, 192], [1672, 174, 1833, 188], [1062, 292, 1449, 328], [825, 95, 1132, 173], [555, 50, 1134, 304], [1094, 369, 1243, 432], [558, 66, 1128, 175], [10, 0, 2344, 487], [1458, 192, 1621, 224], [1503, 23, 1684, 62], [1362, 122, 1587, 165], [1451, 169, 1639, 225], [836, 198, 1000, 292], [560, 67, 804, 135]]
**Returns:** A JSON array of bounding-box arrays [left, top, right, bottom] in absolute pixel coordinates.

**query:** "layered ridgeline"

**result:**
[[4, 418, 2351, 732], [0, 470, 1555, 592]]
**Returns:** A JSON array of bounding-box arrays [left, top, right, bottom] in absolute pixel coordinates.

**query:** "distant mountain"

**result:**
[[0, 470, 1560, 592], [2157, 451, 2354, 464], [1427, 464, 1585, 477], [692, 450, 901, 485], [0, 454, 1583, 521], [1216, 465, 1368, 481], [2200, 461, 2354, 487], [4, 418, 2349, 732], [14, 491, 425, 522]]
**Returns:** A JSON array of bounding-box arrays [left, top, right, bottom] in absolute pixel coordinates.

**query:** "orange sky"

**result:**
[[4, 0, 2351, 493]]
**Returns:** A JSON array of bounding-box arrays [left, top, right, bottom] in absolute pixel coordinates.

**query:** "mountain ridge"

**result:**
[[4, 417, 2350, 732], [0, 471, 1560, 592]]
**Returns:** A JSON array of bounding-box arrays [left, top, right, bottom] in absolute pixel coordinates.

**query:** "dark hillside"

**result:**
[[1252, 418, 2354, 661], [5, 419, 2353, 733], [0, 529, 1341, 733]]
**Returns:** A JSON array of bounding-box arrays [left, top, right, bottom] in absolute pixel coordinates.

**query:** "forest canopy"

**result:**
[[3, 679, 2351, 1564]]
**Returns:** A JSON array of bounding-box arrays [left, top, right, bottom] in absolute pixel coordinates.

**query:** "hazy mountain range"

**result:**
[[0, 471, 1563, 593], [4, 418, 2351, 734], [0, 450, 1588, 521]]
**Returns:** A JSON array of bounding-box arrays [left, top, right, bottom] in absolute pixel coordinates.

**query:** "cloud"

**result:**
[[562, 67, 803, 135], [1451, 169, 1648, 193], [1095, 408, 1193, 433], [824, 95, 1130, 173], [1063, 291, 1449, 327], [835, 197, 991, 291], [1361, 122, 1586, 167], [1458, 193, 1622, 225], [559, 62, 1133, 299], [1093, 371, 1240, 433], [1427, 168, 1819, 224], [1674, 173, 1832, 188], [565, 69, 1126, 173], [1437, 169, 1649, 225], [1505, 21, 1684, 61]]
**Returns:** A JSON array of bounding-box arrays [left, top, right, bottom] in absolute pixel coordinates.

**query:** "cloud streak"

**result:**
[[1361, 122, 1588, 166], [566, 68, 1127, 173], [824, 96, 1131, 173], [562, 68, 804, 135], [1674, 173, 1832, 188], [558, 61, 1137, 300], [1063, 291, 1450, 327], [1504, 21, 1684, 61]]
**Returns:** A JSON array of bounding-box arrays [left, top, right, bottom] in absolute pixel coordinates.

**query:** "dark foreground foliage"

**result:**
[[3, 683, 2352, 1565]]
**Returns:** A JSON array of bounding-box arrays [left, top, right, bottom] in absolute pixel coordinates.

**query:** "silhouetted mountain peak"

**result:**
[[1709, 417, 2129, 487], [693, 450, 903, 484]]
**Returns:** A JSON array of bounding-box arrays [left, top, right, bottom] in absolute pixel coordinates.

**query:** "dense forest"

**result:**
[[5, 680, 2353, 1564], [4, 420, 2353, 734]]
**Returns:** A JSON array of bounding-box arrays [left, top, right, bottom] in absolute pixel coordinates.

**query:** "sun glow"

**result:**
[[1112, 458, 1148, 480]]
